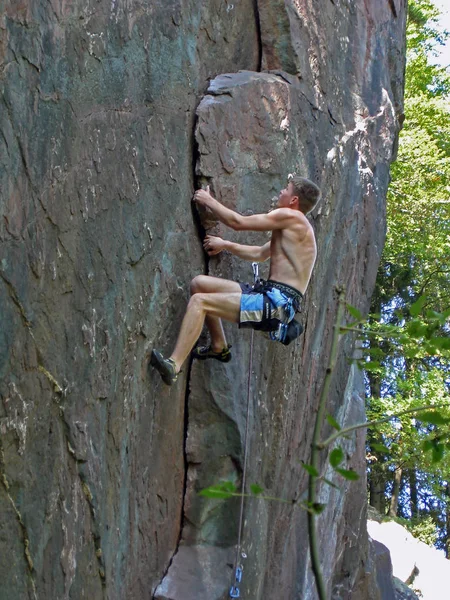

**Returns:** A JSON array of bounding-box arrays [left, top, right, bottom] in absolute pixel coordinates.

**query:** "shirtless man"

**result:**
[[151, 175, 321, 385]]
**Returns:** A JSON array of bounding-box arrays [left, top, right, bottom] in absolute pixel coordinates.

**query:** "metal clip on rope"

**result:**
[[252, 261, 259, 283]]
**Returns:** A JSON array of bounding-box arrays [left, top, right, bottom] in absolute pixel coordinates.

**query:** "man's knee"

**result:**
[[190, 275, 208, 295], [188, 292, 206, 311]]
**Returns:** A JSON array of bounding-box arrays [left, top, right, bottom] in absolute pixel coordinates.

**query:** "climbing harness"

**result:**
[[229, 262, 259, 598], [269, 292, 299, 344]]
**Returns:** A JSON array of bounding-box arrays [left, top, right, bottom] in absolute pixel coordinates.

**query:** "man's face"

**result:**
[[278, 182, 297, 208]]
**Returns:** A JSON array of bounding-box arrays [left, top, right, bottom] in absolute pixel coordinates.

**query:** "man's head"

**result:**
[[278, 175, 321, 214]]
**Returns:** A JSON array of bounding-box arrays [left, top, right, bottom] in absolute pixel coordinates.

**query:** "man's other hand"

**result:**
[[193, 185, 214, 207], [203, 235, 225, 255]]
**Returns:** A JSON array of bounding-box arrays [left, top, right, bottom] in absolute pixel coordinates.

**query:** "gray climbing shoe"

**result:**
[[192, 344, 232, 363], [150, 350, 178, 386]]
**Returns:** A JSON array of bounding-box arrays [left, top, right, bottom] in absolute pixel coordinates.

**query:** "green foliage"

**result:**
[[396, 515, 439, 547], [335, 468, 359, 481], [199, 481, 237, 499], [250, 483, 264, 496], [326, 414, 341, 431], [330, 447, 344, 468], [302, 463, 319, 477], [199, 481, 266, 499], [366, 0, 450, 550], [307, 502, 326, 515]]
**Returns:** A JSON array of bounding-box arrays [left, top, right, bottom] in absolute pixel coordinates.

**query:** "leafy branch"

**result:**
[[319, 403, 450, 449], [306, 286, 346, 600]]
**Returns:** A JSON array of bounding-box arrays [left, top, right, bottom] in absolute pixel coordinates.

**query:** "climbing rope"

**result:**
[[229, 262, 258, 598]]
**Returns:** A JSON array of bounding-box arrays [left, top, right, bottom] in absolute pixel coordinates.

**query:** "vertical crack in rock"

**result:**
[[152, 123, 208, 598], [253, 0, 263, 71], [152, 355, 193, 599], [0, 442, 37, 599], [191, 120, 210, 276], [388, 0, 398, 18]]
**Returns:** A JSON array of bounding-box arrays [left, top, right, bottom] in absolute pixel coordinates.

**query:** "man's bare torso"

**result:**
[[268, 213, 317, 295]]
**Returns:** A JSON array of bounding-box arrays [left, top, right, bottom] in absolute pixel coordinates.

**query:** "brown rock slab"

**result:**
[[154, 545, 234, 600], [0, 0, 407, 598]]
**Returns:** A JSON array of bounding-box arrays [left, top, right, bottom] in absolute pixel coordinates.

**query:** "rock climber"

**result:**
[[150, 175, 321, 385]]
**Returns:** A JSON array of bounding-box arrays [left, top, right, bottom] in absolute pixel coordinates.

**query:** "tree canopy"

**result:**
[[365, 0, 450, 554]]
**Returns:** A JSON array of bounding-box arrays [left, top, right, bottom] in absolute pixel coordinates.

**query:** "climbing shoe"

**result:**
[[150, 350, 178, 386], [192, 344, 232, 363]]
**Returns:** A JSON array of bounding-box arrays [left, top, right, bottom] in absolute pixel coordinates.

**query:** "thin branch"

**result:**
[[319, 403, 449, 449], [339, 326, 404, 337], [219, 492, 312, 513]]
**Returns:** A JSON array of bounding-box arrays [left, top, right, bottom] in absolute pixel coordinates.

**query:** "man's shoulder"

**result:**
[[271, 207, 305, 222], [274, 208, 311, 230]]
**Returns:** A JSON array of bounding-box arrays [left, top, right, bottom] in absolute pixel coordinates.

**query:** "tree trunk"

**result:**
[[389, 466, 403, 517], [409, 469, 418, 519], [369, 465, 386, 514]]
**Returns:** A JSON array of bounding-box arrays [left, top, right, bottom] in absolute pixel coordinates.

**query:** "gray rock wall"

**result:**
[[0, 1, 406, 599]]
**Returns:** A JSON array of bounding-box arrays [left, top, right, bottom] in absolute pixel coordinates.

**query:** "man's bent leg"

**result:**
[[170, 292, 241, 372], [190, 276, 241, 352]]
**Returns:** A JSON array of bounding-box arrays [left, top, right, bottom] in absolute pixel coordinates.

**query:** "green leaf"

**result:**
[[364, 361, 381, 371], [410, 295, 427, 317], [250, 483, 264, 496], [371, 442, 391, 454], [425, 309, 442, 320], [419, 411, 450, 425], [428, 336, 450, 350], [312, 503, 326, 514], [335, 468, 360, 481], [432, 443, 445, 463], [326, 414, 341, 431], [346, 304, 363, 321], [407, 320, 428, 338], [422, 440, 434, 452], [302, 464, 319, 477], [198, 481, 237, 499], [330, 447, 345, 468]]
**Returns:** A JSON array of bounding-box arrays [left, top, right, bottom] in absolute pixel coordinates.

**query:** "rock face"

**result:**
[[0, 1, 406, 599]]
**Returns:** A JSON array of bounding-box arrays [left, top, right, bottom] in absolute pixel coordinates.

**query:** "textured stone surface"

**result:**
[[154, 546, 233, 600], [394, 577, 420, 600], [371, 540, 397, 600], [0, 2, 257, 599], [1, 1, 406, 599]]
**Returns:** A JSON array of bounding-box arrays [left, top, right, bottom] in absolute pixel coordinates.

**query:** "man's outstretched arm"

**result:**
[[193, 187, 300, 232], [204, 235, 270, 262]]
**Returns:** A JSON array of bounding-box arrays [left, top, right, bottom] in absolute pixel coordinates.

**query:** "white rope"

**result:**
[[230, 264, 258, 597]]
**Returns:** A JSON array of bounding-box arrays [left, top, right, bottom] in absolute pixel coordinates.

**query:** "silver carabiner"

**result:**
[[252, 262, 259, 283]]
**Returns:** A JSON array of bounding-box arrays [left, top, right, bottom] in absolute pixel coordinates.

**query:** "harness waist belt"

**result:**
[[265, 279, 303, 303]]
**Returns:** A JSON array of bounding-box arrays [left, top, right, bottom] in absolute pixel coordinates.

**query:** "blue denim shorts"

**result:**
[[239, 279, 302, 332]]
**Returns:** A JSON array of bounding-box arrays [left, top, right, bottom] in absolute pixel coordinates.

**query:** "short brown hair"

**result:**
[[289, 175, 321, 214]]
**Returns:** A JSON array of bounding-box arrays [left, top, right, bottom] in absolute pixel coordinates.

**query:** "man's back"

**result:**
[[268, 210, 317, 295]]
